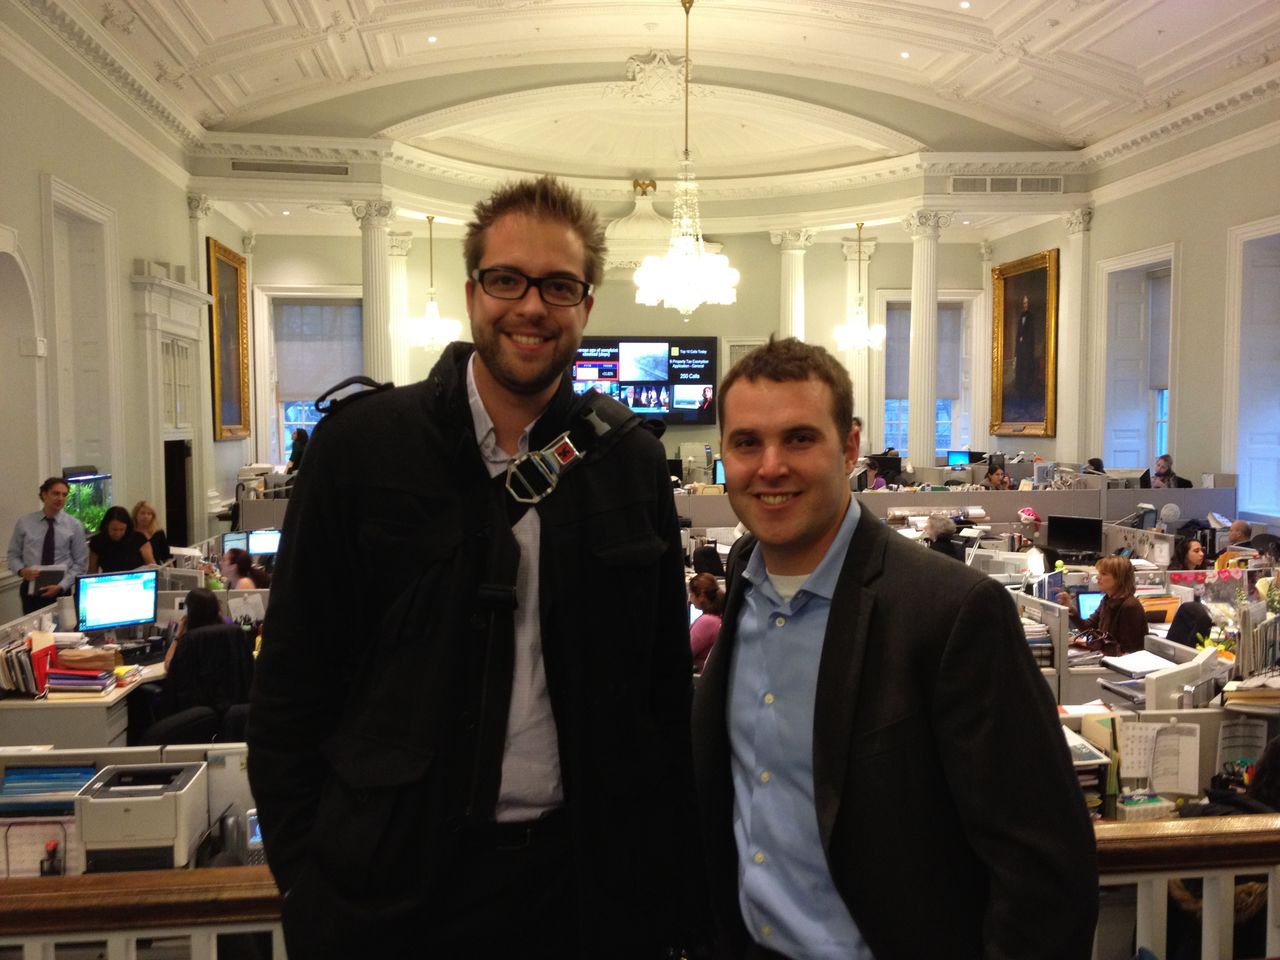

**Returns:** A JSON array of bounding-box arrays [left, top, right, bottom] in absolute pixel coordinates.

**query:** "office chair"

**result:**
[[140, 706, 220, 745], [153, 623, 255, 728]]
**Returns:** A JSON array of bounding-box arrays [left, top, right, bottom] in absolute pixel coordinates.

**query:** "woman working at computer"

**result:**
[[87, 505, 156, 573], [1056, 555, 1147, 654], [221, 548, 270, 590], [1169, 537, 1207, 571]]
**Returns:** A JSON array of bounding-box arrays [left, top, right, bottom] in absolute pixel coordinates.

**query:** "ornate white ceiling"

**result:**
[[15, 0, 1280, 234]]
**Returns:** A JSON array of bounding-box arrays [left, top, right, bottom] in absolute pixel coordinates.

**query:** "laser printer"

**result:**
[[75, 762, 208, 872]]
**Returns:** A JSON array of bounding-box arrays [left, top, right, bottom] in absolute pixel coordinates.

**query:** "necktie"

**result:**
[[41, 516, 56, 566]]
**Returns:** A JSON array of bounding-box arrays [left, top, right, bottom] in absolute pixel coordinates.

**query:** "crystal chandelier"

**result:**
[[633, 0, 739, 321], [407, 215, 462, 346], [834, 223, 885, 351]]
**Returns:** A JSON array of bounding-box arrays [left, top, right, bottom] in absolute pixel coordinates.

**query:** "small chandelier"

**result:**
[[407, 215, 462, 346], [633, 0, 739, 321], [835, 223, 886, 351]]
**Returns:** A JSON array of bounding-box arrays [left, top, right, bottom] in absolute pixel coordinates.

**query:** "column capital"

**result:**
[[351, 199, 394, 228], [388, 231, 414, 257], [901, 209, 953, 239], [769, 228, 815, 251], [979, 240, 993, 262], [187, 194, 212, 220], [840, 238, 878, 262], [241, 232, 256, 256], [1065, 206, 1094, 236]]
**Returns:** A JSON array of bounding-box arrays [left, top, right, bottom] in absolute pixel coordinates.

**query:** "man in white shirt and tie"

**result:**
[[7, 476, 87, 614]]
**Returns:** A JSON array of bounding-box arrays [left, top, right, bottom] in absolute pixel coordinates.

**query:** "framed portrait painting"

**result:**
[[991, 248, 1058, 437], [207, 237, 250, 440]]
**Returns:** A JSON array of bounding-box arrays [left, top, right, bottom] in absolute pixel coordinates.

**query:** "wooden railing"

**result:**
[[2, 818, 1280, 959]]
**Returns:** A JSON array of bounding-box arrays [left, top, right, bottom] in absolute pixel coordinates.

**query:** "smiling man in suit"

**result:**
[[692, 337, 1097, 960]]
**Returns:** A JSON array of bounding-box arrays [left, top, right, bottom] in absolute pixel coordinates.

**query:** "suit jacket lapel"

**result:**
[[812, 509, 887, 849]]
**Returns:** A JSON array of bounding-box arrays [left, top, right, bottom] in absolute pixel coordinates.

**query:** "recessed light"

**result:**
[[282, 210, 290, 216], [962, 220, 971, 225], [959, 1, 971, 8], [900, 50, 910, 59], [427, 35, 437, 44]]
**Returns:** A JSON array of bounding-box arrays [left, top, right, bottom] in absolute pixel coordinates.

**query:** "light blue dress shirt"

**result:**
[[727, 496, 875, 960], [7, 510, 88, 591]]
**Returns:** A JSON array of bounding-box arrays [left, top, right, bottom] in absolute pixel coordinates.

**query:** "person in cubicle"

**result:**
[[220, 548, 269, 590], [6, 476, 87, 614], [87, 505, 155, 573], [248, 176, 702, 959], [692, 337, 1097, 960], [981, 463, 1014, 490], [1056, 556, 1147, 654]]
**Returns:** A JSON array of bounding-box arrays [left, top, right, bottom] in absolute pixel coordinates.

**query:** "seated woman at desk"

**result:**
[[1056, 555, 1147, 654], [863, 457, 887, 491], [131, 500, 170, 564], [221, 548, 270, 590], [165, 587, 223, 670], [87, 505, 155, 573], [688, 572, 725, 674], [1169, 536, 1206, 571]]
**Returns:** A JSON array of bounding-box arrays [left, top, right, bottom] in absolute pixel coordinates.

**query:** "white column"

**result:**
[[352, 200, 395, 383], [1058, 207, 1093, 462], [840, 234, 878, 448], [904, 209, 951, 465], [388, 231, 413, 387], [974, 240, 994, 450], [770, 228, 815, 340], [244, 231, 273, 464], [187, 193, 215, 543]]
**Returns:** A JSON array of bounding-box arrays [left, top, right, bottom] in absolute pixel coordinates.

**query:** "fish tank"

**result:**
[[64, 472, 111, 534]]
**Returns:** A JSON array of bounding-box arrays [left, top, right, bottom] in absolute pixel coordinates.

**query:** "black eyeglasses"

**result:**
[[471, 267, 592, 307]]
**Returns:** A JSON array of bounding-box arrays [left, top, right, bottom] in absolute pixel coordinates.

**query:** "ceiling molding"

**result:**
[[0, 21, 189, 191], [17, 0, 205, 146]]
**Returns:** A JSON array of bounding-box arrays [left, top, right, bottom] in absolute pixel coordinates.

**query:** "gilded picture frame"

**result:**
[[207, 237, 250, 440], [991, 248, 1058, 437]]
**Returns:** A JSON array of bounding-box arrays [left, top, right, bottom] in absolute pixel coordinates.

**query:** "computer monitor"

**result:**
[[1076, 591, 1105, 620], [1046, 515, 1103, 554], [946, 450, 969, 467], [248, 529, 282, 556], [689, 603, 702, 626], [987, 452, 1006, 471], [968, 451, 987, 464], [870, 455, 903, 484], [76, 569, 158, 633], [713, 457, 725, 485], [223, 531, 248, 552], [667, 459, 684, 483], [1033, 461, 1057, 485]]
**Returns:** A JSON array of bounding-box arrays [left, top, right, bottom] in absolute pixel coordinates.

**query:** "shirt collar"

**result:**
[[742, 494, 861, 602], [466, 353, 533, 462]]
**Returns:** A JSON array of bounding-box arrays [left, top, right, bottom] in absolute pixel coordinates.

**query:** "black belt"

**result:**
[[459, 807, 567, 850]]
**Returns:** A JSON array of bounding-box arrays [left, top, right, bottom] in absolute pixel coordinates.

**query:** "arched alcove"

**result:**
[[0, 225, 43, 532]]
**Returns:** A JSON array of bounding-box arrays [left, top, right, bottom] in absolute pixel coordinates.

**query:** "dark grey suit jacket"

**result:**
[[692, 508, 1098, 960]]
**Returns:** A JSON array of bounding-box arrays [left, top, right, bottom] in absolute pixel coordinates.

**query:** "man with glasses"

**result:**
[[250, 176, 701, 958]]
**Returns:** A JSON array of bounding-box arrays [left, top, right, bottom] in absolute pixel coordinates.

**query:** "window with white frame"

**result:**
[[273, 300, 363, 446], [1148, 270, 1171, 462], [882, 301, 968, 458]]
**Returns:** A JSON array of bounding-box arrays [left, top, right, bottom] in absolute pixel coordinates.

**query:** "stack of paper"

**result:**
[[44, 667, 115, 695]]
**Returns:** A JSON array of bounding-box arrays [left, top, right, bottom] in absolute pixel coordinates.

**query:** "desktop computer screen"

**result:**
[[223, 531, 248, 552], [248, 529, 282, 556], [946, 450, 969, 467], [713, 457, 725, 485], [1046, 515, 1103, 554], [1076, 591, 1105, 620], [76, 569, 158, 633]]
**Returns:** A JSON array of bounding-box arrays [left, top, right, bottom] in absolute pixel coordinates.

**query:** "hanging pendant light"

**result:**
[[835, 222, 885, 351], [408, 215, 462, 346], [633, 0, 739, 321]]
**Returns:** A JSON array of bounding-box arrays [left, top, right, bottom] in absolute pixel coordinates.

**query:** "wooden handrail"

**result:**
[[4, 817, 1280, 938], [1096, 813, 1280, 874], [0, 866, 280, 935]]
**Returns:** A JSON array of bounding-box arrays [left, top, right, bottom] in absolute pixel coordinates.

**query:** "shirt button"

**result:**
[[754, 851, 766, 864], [774, 616, 786, 627], [760, 771, 771, 783], [763, 693, 775, 705]]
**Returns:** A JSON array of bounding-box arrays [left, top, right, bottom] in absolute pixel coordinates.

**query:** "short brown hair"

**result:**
[[39, 476, 68, 496], [1095, 555, 1135, 598], [464, 175, 606, 286], [717, 337, 853, 436]]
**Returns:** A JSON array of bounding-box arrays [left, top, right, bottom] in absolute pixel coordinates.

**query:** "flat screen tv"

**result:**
[[76, 569, 158, 633], [573, 336, 717, 425], [1046, 515, 1103, 554]]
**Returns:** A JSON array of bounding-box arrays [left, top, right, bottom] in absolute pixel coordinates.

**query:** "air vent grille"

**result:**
[[948, 175, 1063, 194], [231, 160, 350, 176]]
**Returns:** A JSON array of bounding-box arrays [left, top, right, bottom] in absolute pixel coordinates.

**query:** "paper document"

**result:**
[[1217, 717, 1268, 769], [1100, 650, 1177, 679], [1118, 720, 1201, 795]]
